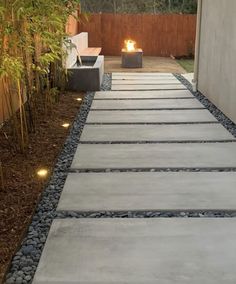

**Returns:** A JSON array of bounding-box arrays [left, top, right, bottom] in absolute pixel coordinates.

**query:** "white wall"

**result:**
[[198, 0, 236, 123], [64, 32, 88, 68]]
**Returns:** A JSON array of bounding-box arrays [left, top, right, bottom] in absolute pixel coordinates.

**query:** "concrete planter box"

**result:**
[[66, 56, 104, 92]]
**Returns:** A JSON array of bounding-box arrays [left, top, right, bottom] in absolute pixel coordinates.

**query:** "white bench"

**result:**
[[65, 32, 101, 68]]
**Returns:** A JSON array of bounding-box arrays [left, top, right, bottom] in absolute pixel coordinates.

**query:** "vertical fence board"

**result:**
[[79, 13, 196, 57]]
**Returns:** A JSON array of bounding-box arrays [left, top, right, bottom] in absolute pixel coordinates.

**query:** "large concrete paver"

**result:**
[[112, 72, 175, 77], [80, 124, 234, 142], [71, 142, 236, 169], [57, 172, 236, 211], [91, 98, 204, 110], [112, 76, 176, 81], [112, 79, 180, 85], [112, 84, 186, 91], [112, 76, 176, 80], [86, 109, 217, 123], [33, 218, 236, 284], [95, 90, 194, 99]]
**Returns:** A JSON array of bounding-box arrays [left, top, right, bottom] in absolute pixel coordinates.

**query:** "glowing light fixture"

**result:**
[[62, 123, 70, 128], [76, 98, 82, 101], [37, 169, 48, 178]]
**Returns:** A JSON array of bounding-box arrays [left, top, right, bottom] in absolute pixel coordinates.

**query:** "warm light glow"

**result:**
[[37, 169, 48, 178], [76, 98, 82, 101], [62, 123, 70, 128], [125, 39, 136, 52]]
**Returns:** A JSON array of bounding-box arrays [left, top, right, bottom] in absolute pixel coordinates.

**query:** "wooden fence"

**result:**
[[78, 13, 197, 57]]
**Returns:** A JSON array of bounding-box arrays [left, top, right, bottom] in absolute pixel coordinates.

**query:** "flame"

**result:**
[[125, 39, 136, 52]]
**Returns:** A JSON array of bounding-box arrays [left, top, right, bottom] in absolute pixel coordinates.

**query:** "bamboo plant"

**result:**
[[0, 0, 80, 153]]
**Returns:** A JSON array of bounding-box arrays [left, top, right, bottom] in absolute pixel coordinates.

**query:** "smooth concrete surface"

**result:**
[[94, 90, 194, 99], [112, 75, 176, 80], [58, 172, 236, 211], [33, 218, 236, 284], [198, 0, 236, 123], [112, 79, 180, 85], [112, 84, 187, 91], [113, 72, 176, 77], [86, 109, 218, 123], [71, 142, 236, 169], [80, 124, 234, 142], [91, 98, 204, 110], [111, 75, 180, 80], [113, 74, 177, 78]]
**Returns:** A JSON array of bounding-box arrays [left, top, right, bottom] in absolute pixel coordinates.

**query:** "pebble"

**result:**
[[22, 245, 34, 256], [6, 277, 16, 284], [15, 277, 23, 284], [22, 267, 32, 272], [24, 275, 32, 281]]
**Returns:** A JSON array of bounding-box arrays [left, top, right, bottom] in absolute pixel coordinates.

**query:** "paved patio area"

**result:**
[[32, 73, 236, 284], [105, 56, 187, 73]]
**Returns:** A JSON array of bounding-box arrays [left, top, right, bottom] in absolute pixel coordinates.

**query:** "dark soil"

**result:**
[[0, 91, 84, 283]]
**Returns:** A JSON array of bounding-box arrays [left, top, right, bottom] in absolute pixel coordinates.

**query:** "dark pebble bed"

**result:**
[[174, 74, 236, 138], [5, 73, 236, 284]]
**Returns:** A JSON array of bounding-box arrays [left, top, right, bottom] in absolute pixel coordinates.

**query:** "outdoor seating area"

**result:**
[[1, 1, 236, 284]]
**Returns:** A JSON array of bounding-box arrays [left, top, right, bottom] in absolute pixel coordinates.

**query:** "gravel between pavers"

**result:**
[[56, 210, 236, 219], [5, 73, 236, 284], [174, 74, 236, 138]]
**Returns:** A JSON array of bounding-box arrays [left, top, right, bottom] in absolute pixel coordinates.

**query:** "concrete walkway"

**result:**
[[33, 73, 236, 283]]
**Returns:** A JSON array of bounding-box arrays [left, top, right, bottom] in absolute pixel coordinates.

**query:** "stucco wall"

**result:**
[[198, 0, 236, 123], [64, 32, 88, 68]]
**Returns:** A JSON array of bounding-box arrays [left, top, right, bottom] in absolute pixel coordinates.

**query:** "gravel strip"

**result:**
[[56, 210, 236, 219], [78, 140, 236, 144], [86, 122, 220, 125], [70, 168, 236, 173], [174, 74, 236, 138], [5, 73, 236, 283]]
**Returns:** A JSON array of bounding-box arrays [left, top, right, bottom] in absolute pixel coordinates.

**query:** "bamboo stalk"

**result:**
[[0, 160, 4, 191]]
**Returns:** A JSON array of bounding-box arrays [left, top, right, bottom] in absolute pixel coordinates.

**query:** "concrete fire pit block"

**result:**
[[66, 56, 104, 92], [122, 49, 143, 68]]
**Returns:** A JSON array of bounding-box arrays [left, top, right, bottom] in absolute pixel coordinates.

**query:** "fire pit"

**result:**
[[122, 39, 143, 68]]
